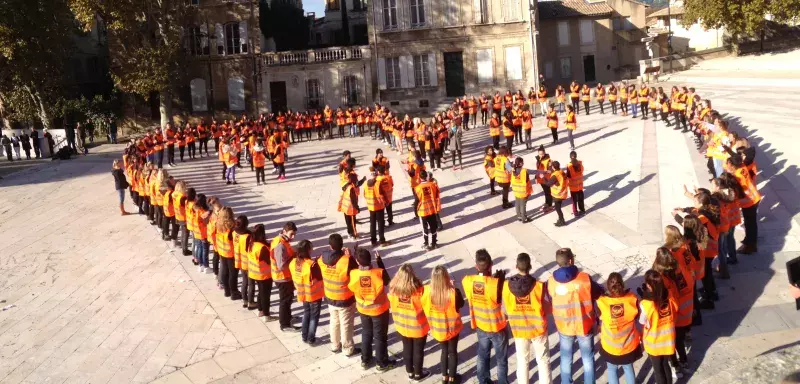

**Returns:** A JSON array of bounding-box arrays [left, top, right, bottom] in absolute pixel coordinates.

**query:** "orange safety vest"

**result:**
[[247, 242, 270, 281], [484, 155, 496, 180], [233, 232, 250, 270], [521, 111, 533, 130], [163, 190, 175, 217], [567, 161, 584, 192], [415, 181, 438, 217], [581, 88, 591, 102], [173, 192, 186, 222], [608, 88, 618, 102], [493, 155, 510, 184], [640, 297, 677, 356], [348, 268, 390, 316], [337, 184, 358, 216], [269, 235, 294, 280], [421, 286, 463, 342], [364, 182, 385, 211], [595, 87, 605, 101], [321, 250, 354, 301], [489, 118, 501, 137], [502, 120, 515, 137], [570, 84, 580, 99], [194, 207, 208, 240], [252, 150, 266, 168], [566, 111, 577, 130], [638, 88, 649, 103], [215, 230, 233, 258], [463, 275, 506, 332], [698, 213, 719, 259], [547, 111, 559, 129], [597, 293, 641, 355], [502, 279, 546, 339], [665, 266, 694, 327], [388, 288, 430, 338], [185, 201, 196, 232], [735, 167, 761, 208], [547, 272, 594, 336], [551, 170, 569, 200], [511, 168, 532, 199], [290, 258, 324, 302], [536, 157, 551, 185], [377, 175, 393, 204]]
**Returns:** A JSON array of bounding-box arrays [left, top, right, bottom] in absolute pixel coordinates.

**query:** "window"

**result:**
[[190, 78, 208, 112], [225, 23, 241, 54], [327, 0, 340, 10], [613, 17, 634, 31], [385, 57, 401, 89], [306, 79, 322, 108], [189, 26, 209, 55], [227, 77, 245, 111], [473, 0, 489, 23], [476, 48, 493, 83], [544, 61, 553, 79], [344, 75, 360, 105], [580, 19, 594, 44], [190, 0, 200, 5], [560, 57, 571, 78], [503, 0, 520, 21], [413, 54, 430, 86], [505, 46, 522, 81], [410, 0, 426, 27], [557, 21, 569, 46], [382, 0, 398, 30]]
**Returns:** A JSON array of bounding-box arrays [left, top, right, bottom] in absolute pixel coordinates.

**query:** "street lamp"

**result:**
[[528, 1, 540, 91]]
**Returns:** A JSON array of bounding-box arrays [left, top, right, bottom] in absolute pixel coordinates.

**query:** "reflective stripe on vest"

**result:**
[[422, 286, 463, 342], [597, 293, 640, 355], [290, 258, 324, 302], [415, 182, 437, 217], [321, 252, 354, 301], [365, 182, 385, 211], [389, 290, 430, 338], [269, 235, 294, 280], [641, 298, 676, 356], [348, 269, 390, 316], [502, 281, 546, 339], [247, 242, 270, 281], [567, 162, 584, 192], [463, 275, 507, 333], [547, 272, 594, 336], [551, 170, 569, 200], [511, 169, 531, 199], [494, 156, 510, 184], [233, 232, 249, 270], [215, 230, 232, 258]]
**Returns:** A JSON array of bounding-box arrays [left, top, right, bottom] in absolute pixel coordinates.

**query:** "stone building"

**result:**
[[309, 0, 370, 46], [646, 2, 726, 56], [367, 0, 538, 114], [535, 0, 649, 85]]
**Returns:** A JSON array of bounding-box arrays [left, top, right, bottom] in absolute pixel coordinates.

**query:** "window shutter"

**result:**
[[427, 53, 437, 87], [199, 24, 209, 51], [239, 21, 248, 53], [399, 55, 413, 88], [473, 0, 481, 23], [215, 23, 225, 55], [374, 0, 383, 30], [377, 58, 387, 90]]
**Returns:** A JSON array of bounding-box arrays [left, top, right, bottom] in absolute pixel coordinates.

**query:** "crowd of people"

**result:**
[[1, 128, 53, 161], [112, 79, 764, 384]]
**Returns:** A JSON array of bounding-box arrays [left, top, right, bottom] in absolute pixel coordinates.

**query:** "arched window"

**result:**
[[227, 77, 245, 111], [190, 78, 207, 112]]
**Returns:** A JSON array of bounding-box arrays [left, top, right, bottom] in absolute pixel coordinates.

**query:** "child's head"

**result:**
[[569, 151, 577, 160], [475, 249, 493, 274], [555, 248, 575, 267], [355, 247, 372, 267]]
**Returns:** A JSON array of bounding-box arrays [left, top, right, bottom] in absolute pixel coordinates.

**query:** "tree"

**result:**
[[69, 0, 195, 127], [265, 0, 310, 51], [0, 0, 76, 129], [682, 0, 800, 40], [259, 0, 273, 40], [340, 1, 350, 46]]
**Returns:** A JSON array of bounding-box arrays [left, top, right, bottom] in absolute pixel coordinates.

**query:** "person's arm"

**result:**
[[350, 187, 359, 211], [310, 262, 322, 281], [454, 288, 465, 311], [590, 278, 605, 300], [356, 177, 366, 187], [273, 243, 289, 270], [376, 256, 391, 284]]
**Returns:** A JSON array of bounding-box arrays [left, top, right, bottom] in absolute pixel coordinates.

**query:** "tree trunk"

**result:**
[[0, 92, 10, 130], [159, 89, 173, 128], [24, 85, 52, 130]]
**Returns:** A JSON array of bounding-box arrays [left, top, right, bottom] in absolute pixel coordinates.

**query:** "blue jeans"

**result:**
[[476, 328, 509, 384], [559, 333, 595, 384], [606, 362, 635, 384], [225, 166, 236, 182], [349, 124, 357, 137], [117, 189, 125, 204], [712, 158, 724, 177], [194, 239, 209, 267], [630, 103, 638, 117], [725, 228, 737, 261], [301, 300, 322, 342]]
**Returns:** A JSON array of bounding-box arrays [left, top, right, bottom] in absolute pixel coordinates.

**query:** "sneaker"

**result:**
[[671, 366, 683, 380], [345, 347, 361, 357], [553, 220, 566, 227], [331, 347, 342, 354], [197, 266, 203, 272], [376, 359, 398, 372], [360, 360, 372, 370], [281, 326, 300, 333], [412, 371, 432, 382], [263, 315, 278, 322], [427, 243, 437, 251]]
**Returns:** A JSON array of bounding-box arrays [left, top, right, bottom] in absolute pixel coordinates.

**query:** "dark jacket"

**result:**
[[321, 249, 358, 307], [507, 274, 536, 298], [112, 169, 129, 190]]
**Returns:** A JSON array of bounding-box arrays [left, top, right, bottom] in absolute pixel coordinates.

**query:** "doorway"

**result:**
[[269, 81, 287, 113], [582, 55, 596, 83], [443, 52, 465, 97]]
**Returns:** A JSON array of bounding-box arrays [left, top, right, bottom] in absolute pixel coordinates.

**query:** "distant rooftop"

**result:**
[[538, 0, 614, 19]]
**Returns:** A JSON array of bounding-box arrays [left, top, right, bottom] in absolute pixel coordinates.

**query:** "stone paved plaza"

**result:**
[[2, 65, 800, 383]]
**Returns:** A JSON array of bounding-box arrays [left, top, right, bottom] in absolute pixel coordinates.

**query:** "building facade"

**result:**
[[536, 0, 649, 85], [368, 0, 537, 114], [646, 3, 726, 56], [309, 0, 369, 47]]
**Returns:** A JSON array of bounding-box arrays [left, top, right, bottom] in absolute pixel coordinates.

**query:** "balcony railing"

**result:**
[[262, 46, 370, 67]]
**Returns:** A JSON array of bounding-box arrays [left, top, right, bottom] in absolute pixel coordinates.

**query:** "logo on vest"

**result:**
[[472, 282, 485, 296], [359, 276, 372, 288], [610, 304, 624, 319], [514, 295, 531, 307], [658, 303, 672, 318], [398, 296, 411, 304]]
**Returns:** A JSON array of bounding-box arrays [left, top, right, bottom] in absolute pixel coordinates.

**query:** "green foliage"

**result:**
[[0, 0, 77, 127], [682, 0, 800, 37], [263, 0, 310, 51], [259, 0, 273, 39]]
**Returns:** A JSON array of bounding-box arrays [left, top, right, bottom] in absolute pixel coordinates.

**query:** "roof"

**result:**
[[537, 0, 614, 19], [647, 6, 685, 18]]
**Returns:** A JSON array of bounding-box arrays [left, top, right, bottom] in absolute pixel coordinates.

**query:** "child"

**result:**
[[566, 151, 585, 216], [252, 139, 266, 186], [273, 136, 286, 180], [290, 240, 324, 345], [510, 157, 532, 223], [638, 270, 678, 384], [348, 248, 397, 371], [193, 194, 211, 273], [388, 264, 430, 381], [223, 140, 238, 184]]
